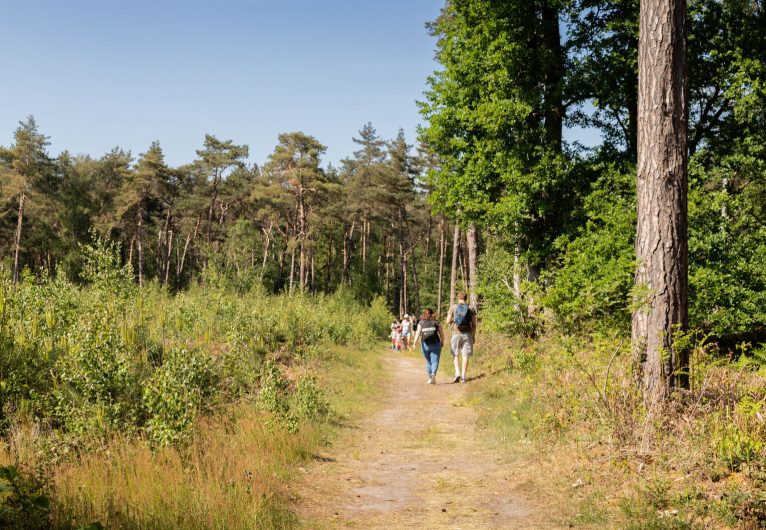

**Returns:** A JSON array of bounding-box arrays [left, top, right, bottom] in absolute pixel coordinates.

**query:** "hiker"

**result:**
[[401, 314, 412, 350], [413, 308, 445, 384], [390, 319, 400, 351], [446, 291, 477, 383]]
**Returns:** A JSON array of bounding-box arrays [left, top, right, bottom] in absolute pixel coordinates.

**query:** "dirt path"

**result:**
[[294, 350, 557, 529]]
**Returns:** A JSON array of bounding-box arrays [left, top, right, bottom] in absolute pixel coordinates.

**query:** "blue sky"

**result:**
[[0, 0, 446, 167], [1, 0, 599, 168]]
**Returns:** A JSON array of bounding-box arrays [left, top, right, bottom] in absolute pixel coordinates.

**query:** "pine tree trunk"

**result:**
[[289, 244, 296, 295], [137, 208, 145, 287], [164, 230, 173, 286], [362, 218, 367, 275], [260, 228, 271, 283], [410, 241, 421, 315], [449, 224, 460, 306], [12, 190, 25, 283], [541, 0, 564, 152], [633, 0, 689, 399], [128, 237, 135, 275], [437, 218, 446, 317], [466, 224, 479, 309], [177, 216, 200, 287]]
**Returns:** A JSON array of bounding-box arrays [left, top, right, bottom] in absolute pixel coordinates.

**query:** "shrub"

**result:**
[[143, 347, 220, 446]]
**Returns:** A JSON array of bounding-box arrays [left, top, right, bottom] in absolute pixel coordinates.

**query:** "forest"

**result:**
[[1, 0, 766, 528]]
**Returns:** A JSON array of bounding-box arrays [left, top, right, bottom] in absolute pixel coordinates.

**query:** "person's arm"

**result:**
[[470, 308, 478, 341], [437, 322, 445, 347], [446, 305, 454, 326], [413, 324, 422, 345]]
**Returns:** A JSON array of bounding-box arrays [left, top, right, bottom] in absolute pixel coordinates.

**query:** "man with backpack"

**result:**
[[446, 291, 477, 383]]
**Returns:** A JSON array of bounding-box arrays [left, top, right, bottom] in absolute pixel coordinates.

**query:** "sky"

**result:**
[[1, 0, 599, 168]]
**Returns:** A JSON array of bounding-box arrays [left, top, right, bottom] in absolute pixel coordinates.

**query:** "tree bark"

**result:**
[[137, 207, 145, 287], [633, 0, 689, 400], [541, 0, 564, 152], [437, 218, 446, 316], [12, 190, 25, 283], [466, 224, 479, 309], [449, 223, 460, 306]]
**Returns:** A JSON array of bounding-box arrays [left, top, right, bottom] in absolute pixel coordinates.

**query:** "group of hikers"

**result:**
[[390, 291, 477, 384]]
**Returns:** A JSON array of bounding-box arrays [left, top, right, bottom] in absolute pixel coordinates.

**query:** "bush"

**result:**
[[143, 347, 220, 446]]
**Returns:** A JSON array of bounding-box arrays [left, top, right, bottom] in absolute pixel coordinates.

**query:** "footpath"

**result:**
[[294, 350, 559, 529]]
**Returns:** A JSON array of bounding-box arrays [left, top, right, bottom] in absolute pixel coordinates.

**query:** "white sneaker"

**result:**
[[427, 376, 434, 384]]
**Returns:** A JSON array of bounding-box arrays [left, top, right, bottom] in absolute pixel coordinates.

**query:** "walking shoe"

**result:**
[[427, 376, 434, 385], [460, 377, 467, 383], [453, 375, 461, 384]]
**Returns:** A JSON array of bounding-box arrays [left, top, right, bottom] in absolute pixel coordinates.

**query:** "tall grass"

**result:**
[[0, 243, 391, 529], [470, 332, 766, 528]]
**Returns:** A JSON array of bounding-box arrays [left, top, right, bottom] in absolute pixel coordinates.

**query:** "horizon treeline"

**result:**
[[0, 118, 455, 315], [2, 0, 766, 350]]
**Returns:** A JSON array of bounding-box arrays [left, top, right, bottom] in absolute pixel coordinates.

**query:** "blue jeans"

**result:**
[[421, 341, 442, 377]]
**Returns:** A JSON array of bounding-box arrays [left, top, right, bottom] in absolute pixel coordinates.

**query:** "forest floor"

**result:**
[[293, 349, 561, 529]]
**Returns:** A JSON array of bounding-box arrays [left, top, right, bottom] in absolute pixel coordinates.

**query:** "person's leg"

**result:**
[[421, 343, 433, 378], [451, 334, 461, 381], [460, 332, 473, 381], [431, 346, 441, 380]]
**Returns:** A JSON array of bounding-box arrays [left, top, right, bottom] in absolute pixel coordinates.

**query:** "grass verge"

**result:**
[[465, 333, 766, 529], [1, 342, 386, 530]]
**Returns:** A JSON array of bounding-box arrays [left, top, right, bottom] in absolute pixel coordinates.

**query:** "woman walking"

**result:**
[[412, 308, 445, 384]]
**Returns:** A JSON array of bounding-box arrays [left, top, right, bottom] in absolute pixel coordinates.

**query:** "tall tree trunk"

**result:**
[[361, 218, 367, 275], [289, 243, 296, 295], [137, 208, 145, 287], [128, 237, 135, 275], [206, 175, 220, 245], [164, 230, 173, 287], [437, 218, 446, 316], [541, 0, 564, 153], [466, 224, 479, 309], [260, 227, 271, 283], [410, 241, 421, 316], [398, 212, 407, 315], [449, 223, 460, 306], [384, 235, 391, 300], [325, 232, 333, 294], [633, 0, 689, 399], [12, 190, 25, 283]]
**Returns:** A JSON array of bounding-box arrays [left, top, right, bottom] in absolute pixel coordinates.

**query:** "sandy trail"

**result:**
[[294, 350, 556, 529]]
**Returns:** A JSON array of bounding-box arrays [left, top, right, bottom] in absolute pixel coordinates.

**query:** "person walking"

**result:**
[[412, 308, 445, 384], [446, 291, 477, 383], [401, 314, 412, 351]]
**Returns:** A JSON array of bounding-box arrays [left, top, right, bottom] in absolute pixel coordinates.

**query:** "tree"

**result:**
[[419, 0, 580, 277], [114, 142, 172, 286], [632, 0, 689, 399], [0, 117, 55, 282], [263, 132, 328, 293], [195, 134, 249, 248]]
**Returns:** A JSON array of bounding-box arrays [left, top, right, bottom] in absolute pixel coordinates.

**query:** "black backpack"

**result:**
[[420, 320, 439, 341], [454, 303, 472, 332]]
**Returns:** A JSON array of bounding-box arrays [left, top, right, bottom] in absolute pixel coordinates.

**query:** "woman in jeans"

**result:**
[[412, 308, 445, 384]]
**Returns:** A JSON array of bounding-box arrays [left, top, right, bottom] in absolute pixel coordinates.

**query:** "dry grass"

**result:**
[[468, 333, 766, 529], [0, 344, 386, 530]]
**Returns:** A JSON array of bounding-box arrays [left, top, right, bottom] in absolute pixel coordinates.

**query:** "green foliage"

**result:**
[[0, 239, 391, 449], [143, 347, 220, 446], [0, 465, 51, 530], [543, 167, 636, 333]]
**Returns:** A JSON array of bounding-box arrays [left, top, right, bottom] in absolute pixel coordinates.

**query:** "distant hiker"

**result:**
[[390, 320, 399, 351], [446, 291, 477, 383], [401, 314, 412, 350], [413, 308, 445, 384]]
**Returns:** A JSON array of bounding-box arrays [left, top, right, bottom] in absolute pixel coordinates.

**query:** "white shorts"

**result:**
[[451, 332, 473, 357]]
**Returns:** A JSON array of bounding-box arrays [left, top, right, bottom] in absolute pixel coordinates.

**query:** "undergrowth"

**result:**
[[0, 241, 390, 529], [470, 332, 766, 529]]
